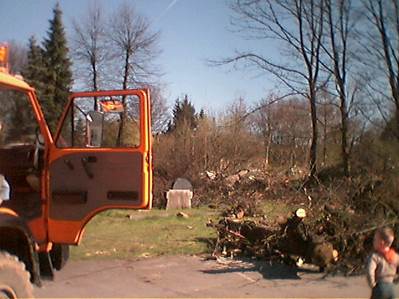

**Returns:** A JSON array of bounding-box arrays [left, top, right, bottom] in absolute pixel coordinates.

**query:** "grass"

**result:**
[[70, 207, 219, 260], [70, 202, 291, 261]]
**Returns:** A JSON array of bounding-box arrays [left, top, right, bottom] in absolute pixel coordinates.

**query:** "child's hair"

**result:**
[[376, 227, 395, 246]]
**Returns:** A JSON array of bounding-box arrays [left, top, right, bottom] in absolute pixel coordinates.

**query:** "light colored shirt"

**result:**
[[0, 174, 10, 201], [367, 251, 399, 287]]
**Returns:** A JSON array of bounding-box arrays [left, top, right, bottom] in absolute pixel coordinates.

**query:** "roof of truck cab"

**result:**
[[0, 70, 33, 91]]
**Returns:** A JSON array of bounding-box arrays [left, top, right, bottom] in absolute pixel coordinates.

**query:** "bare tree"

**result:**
[[362, 0, 399, 139], [252, 95, 312, 168], [323, 0, 360, 175], [108, 2, 161, 144], [109, 2, 161, 89], [216, 0, 326, 178], [149, 85, 170, 133], [317, 90, 340, 167], [7, 41, 27, 74], [253, 96, 274, 167], [71, 2, 107, 109]]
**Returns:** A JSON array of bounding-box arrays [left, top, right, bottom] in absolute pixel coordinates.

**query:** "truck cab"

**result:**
[[0, 44, 153, 298]]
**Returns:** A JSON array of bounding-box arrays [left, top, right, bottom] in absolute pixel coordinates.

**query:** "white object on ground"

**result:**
[[166, 190, 192, 209]]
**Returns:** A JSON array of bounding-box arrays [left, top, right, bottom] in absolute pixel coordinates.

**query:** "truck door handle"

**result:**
[[81, 156, 96, 179]]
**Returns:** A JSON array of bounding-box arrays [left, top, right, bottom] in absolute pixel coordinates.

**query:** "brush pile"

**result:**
[[208, 207, 340, 272], [204, 169, 399, 274]]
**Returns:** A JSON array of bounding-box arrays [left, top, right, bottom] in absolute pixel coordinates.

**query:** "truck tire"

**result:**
[[50, 244, 69, 271], [0, 252, 33, 299]]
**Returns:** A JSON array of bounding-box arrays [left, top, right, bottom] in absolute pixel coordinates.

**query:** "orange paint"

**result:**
[[1, 63, 153, 251]]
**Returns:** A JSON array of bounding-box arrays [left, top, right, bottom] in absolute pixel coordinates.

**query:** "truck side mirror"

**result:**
[[86, 111, 104, 147], [35, 127, 45, 146]]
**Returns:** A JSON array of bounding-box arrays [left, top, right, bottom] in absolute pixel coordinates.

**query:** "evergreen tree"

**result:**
[[199, 108, 206, 120], [9, 37, 46, 140], [22, 36, 47, 101], [168, 95, 197, 132], [8, 92, 36, 142], [42, 3, 73, 133]]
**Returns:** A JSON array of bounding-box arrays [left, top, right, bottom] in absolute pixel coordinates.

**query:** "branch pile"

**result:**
[[208, 207, 339, 272], [204, 170, 399, 274]]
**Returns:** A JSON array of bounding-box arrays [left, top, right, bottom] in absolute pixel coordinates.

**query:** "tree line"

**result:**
[[211, 0, 399, 180], [5, 1, 399, 191]]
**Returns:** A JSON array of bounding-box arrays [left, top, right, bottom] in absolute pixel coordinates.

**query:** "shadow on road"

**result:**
[[201, 258, 320, 280]]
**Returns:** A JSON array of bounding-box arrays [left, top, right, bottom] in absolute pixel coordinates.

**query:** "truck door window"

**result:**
[[57, 95, 141, 148], [0, 88, 36, 147], [0, 87, 42, 195]]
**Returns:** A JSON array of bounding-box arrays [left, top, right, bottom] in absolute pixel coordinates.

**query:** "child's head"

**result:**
[[373, 227, 395, 252]]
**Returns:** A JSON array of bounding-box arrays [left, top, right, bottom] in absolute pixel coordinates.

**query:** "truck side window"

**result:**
[[0, 88, 37, 147], [57, 95, 141, 148], [0, 88, 40, 192]]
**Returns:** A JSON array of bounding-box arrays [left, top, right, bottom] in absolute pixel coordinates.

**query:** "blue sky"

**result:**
[[0, 0, 277, 112]]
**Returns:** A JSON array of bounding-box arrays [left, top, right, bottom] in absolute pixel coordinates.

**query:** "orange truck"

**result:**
[[0, 44, 153, 298]]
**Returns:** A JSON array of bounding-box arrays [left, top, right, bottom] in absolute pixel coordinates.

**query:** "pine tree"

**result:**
[[9, 36, 46, 140], [42, 3, 73, 134], [168, 95, 197, 132], [8, 92, 36, 142], [22, 36, 47, 101], [199, 109, 206, 120]]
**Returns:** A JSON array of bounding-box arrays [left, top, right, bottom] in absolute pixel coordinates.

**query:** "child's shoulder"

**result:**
[[368, 252, 381, 263], [368, 252, 385, 263], [370, 249, 399, 265], [369, 251, 382, 259]]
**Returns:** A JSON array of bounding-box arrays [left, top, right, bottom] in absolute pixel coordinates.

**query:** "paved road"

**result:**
[[35, 255, 373, 298]]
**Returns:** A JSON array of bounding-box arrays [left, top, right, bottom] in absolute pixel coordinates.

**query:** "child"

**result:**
[[367, 227, 399, 299]]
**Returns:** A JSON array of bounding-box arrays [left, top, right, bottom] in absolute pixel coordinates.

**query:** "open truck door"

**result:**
[[48, 89, 152, 245]]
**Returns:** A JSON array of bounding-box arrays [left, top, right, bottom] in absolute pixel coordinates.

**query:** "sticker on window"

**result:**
[[100, 99, 124, 113]]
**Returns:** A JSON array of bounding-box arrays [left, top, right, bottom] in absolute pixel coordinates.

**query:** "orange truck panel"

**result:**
[[0, 67, 153, 250]]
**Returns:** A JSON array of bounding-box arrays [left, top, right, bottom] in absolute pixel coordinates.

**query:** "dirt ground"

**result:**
[[33, 255, 380, 298]]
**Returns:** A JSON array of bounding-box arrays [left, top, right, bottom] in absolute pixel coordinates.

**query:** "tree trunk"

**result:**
[[309, 95, 318, 178], [340, 97, 350, 176], [322, 118, 327, 167], [265, 131, 272, 167], [396, 105, 399, 140], [91, 58, 98, 110], [116, 50, 130, 146], [309, 107, 317, 178]]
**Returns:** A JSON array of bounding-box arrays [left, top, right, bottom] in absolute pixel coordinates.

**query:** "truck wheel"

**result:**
[[50, 244, 69, 271], [0, 252, 33, 299]]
